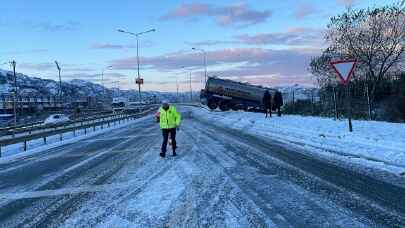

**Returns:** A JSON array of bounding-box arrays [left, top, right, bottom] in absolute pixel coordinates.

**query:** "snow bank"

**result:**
[[190, 107, 405, 170]]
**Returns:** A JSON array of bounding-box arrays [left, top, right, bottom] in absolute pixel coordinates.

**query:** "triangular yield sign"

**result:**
[[330, 60, 357, 85]]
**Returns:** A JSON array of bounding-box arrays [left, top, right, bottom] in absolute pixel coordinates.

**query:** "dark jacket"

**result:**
[[263, 91, 272, 108], [273, 91, 283, 109]]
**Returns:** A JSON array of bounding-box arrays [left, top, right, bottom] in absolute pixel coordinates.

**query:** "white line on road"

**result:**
[[0, 182, 134, 200], [82, 134, 160, 142]]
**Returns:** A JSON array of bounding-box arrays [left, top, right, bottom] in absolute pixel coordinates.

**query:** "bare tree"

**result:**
[[326, 4, 405, 100], [309, 48, 341, 88]]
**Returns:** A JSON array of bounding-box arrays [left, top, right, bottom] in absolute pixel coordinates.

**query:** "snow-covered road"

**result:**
[[0, 107, 404, 227]]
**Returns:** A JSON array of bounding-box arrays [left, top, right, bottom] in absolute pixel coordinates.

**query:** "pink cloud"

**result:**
[[90, 43, 137, 50], [110, 47, 321, 86], [185, 40, 238, 47], [19, 63, 55, 71], [336, 0, 358, 6], [27, 21, 80, 32], [235, 27, 325, 46], [161, 3, 272, 27], [163, 3, 210, 18], [294, 4, 319, 19]]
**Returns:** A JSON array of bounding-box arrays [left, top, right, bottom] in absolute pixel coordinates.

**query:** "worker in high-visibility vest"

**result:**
[[159, 100, 181, 158]]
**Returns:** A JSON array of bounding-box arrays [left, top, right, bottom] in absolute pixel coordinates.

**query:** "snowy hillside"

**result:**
[[0, 68, 199, 102], [275, 84, 320, 103]]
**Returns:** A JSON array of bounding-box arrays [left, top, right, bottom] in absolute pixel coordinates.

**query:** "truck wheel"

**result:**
[[219, 101, 231, 111], [231, 104, 239, 111], [207, 99, 218, 110]]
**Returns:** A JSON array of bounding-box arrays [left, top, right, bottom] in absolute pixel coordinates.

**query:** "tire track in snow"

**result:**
[[0, 119, 158, 227], [191, 116, 405, 227]]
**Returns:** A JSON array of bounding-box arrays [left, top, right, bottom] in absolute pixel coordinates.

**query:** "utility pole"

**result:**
[[333, 87, 338, 120], [191, 48, 208, 86], [292, 89, 295, 114], [189, 72, 193, 102], [176, 76, 179, 103], [102, 66, 112, 100], [118, 28, 156, 102], [346, 84, 353, 132], [11, 60, 17, 126], [311, 89, 314, 115], [101, 70, 104, 98], [55, 61, 62, 110], [136, 35, 141, 101], [366, 82, 372, 120]]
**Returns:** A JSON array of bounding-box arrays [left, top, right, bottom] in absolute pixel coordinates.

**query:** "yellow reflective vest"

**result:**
[[159, 106, 181, 129]]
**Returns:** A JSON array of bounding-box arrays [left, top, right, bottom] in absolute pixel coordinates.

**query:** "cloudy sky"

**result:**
[[0, 0, 394, 91]]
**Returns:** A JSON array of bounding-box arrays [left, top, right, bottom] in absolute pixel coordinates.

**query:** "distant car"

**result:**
[[0, 114, 14, 124], [43, 114, 70, 126]]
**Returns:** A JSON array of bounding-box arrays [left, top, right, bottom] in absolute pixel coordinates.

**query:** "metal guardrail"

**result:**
[[0, 112, 135, 138], [0, 106, 158, 157], [0, 121, 43, 132], [0, 110, 114, 133]]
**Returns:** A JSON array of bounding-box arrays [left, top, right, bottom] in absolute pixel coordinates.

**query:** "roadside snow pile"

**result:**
[[190, 107, 405, 168]]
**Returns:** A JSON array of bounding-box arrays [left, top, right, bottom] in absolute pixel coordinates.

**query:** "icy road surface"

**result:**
[[0, 108, 404, 227]]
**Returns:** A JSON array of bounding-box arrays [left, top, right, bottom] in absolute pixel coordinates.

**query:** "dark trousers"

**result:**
[[265, 106, 272, 118], [161, 128, 176, 154], [277, 107, 282, 117]]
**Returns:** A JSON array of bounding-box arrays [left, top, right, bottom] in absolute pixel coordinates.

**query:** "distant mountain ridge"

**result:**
[[0, 69, 199, 102], [0, 69, 106, 97]]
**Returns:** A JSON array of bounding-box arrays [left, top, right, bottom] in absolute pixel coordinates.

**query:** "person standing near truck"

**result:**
[[159, 100, 181, 158], [263, 90, 272, 118], [273, 91, 283, 117]]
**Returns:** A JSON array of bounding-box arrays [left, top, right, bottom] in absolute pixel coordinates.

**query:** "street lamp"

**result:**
[[101, 65, 113, 98], [7, 61, 18, 126], [111, 80, 120, 97], [54, 61, 62, 108], [171, 68, 185, 103], [178, 66, 193, 102], [1, 61, 18, 125], [192, 47, 208, 85], [117, 28, 156, 102]]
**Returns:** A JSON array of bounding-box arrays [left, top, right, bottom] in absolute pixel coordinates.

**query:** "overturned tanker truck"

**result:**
[[200, 77, 283, 112]]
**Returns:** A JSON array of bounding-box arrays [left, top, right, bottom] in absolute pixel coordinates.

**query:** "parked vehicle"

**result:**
[[0, 114, 14, 125], [43, 114, 70, 126], [112, 97, 128, 112], [200, 77, 283, 111]]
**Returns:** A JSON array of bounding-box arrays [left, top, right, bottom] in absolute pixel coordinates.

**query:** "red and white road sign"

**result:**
[[136, 78, 144, 85], [330, 60, 357, 85]]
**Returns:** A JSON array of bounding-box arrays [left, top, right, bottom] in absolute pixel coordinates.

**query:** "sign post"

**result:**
[[330, 60, 357, 132]]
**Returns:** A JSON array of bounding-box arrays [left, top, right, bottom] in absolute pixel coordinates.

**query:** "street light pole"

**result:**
[[111, 81, 120, 97], [101, 66, 112, 99], [203, 52, 207, 83], [192, 47, 208, 85], [189, 72, 193, 102], [10, 60, 17, 126], [117, 28, 156, 102], [136, 35, 141, 101], [176, 76, 179, 102], [55, 61, 62, 109]]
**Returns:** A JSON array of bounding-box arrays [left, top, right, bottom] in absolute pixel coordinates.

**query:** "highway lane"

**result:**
[[0, 109, 404, 227]]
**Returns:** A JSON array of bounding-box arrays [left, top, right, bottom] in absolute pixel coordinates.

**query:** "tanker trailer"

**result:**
[[200, 77, 282, 111]]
